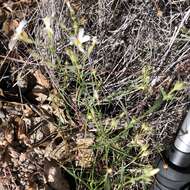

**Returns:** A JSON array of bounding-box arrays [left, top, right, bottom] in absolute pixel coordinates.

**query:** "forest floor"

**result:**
[[0, 0, 189, 190]]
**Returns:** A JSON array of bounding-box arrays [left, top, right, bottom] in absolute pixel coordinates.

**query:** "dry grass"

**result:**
[[0, 0, 189, 189], [32, 0, 190, 189]]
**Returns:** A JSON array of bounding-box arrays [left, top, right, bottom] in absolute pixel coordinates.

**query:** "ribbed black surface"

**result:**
[[151, 156, 190, 190]]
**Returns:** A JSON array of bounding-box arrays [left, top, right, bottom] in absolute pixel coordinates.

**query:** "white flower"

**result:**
[[70, 28, 90, 53], [16, 20, 27, 34], [8, 20, 27, 51]]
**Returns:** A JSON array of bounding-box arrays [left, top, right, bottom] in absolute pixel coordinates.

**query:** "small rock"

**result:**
[[20, 180, 26, 186], [0, 111, 5, 119]]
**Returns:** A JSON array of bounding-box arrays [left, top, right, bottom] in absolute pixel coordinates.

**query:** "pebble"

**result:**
[[0, 111, 5, 119], [20, 180, 26, 186]]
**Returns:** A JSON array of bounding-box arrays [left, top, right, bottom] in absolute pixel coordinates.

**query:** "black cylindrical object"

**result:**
[[152, 110, 190, 190], [152, 158, 190, 190]]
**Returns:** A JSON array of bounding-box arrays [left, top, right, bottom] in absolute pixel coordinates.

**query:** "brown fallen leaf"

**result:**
[[8, 146, 19, 159], [4, 126, 14, 144], [52, 106, 67, 124], [13, 117, 31, 146], [23, 104, 33, 117], [14, 117, 26, 136], [76, 135, 94, 168], [2, 19, 19, 36], [35, 93, 48, 103], [31, 85, 49, 103], [27, 183, 37, 190], [34, 70, 50, 89], [44, 135, 70, 162], [2, 1, 14, 13], [0, 88, 5, 97]]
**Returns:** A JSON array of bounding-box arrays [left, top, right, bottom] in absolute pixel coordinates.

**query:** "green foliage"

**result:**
[[35, 2, 162, 190], [161, 81, 185, 101], [137, 66, 151, 93]]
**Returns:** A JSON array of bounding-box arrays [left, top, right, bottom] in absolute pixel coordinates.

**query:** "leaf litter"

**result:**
[[0, 1, 78, 189], [0, 0, 190, 190]]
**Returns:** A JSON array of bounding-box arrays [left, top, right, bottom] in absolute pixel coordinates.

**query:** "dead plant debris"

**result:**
[[0, 0, 189, 190]]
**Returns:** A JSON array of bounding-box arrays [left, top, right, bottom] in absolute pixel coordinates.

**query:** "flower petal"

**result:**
[[81, 35, 90, 43], [16, 20, 27, 34], [78, 28, 84, 40], [78, 45, 85, 53], [69, 36, 76, 45]]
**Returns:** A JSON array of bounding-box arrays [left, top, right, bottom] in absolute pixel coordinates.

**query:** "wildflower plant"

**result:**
[[69, 28, 91, 53], [32, 1, 180, 190], [161, 81, 186, 101], [1, 0, 188, 189]]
